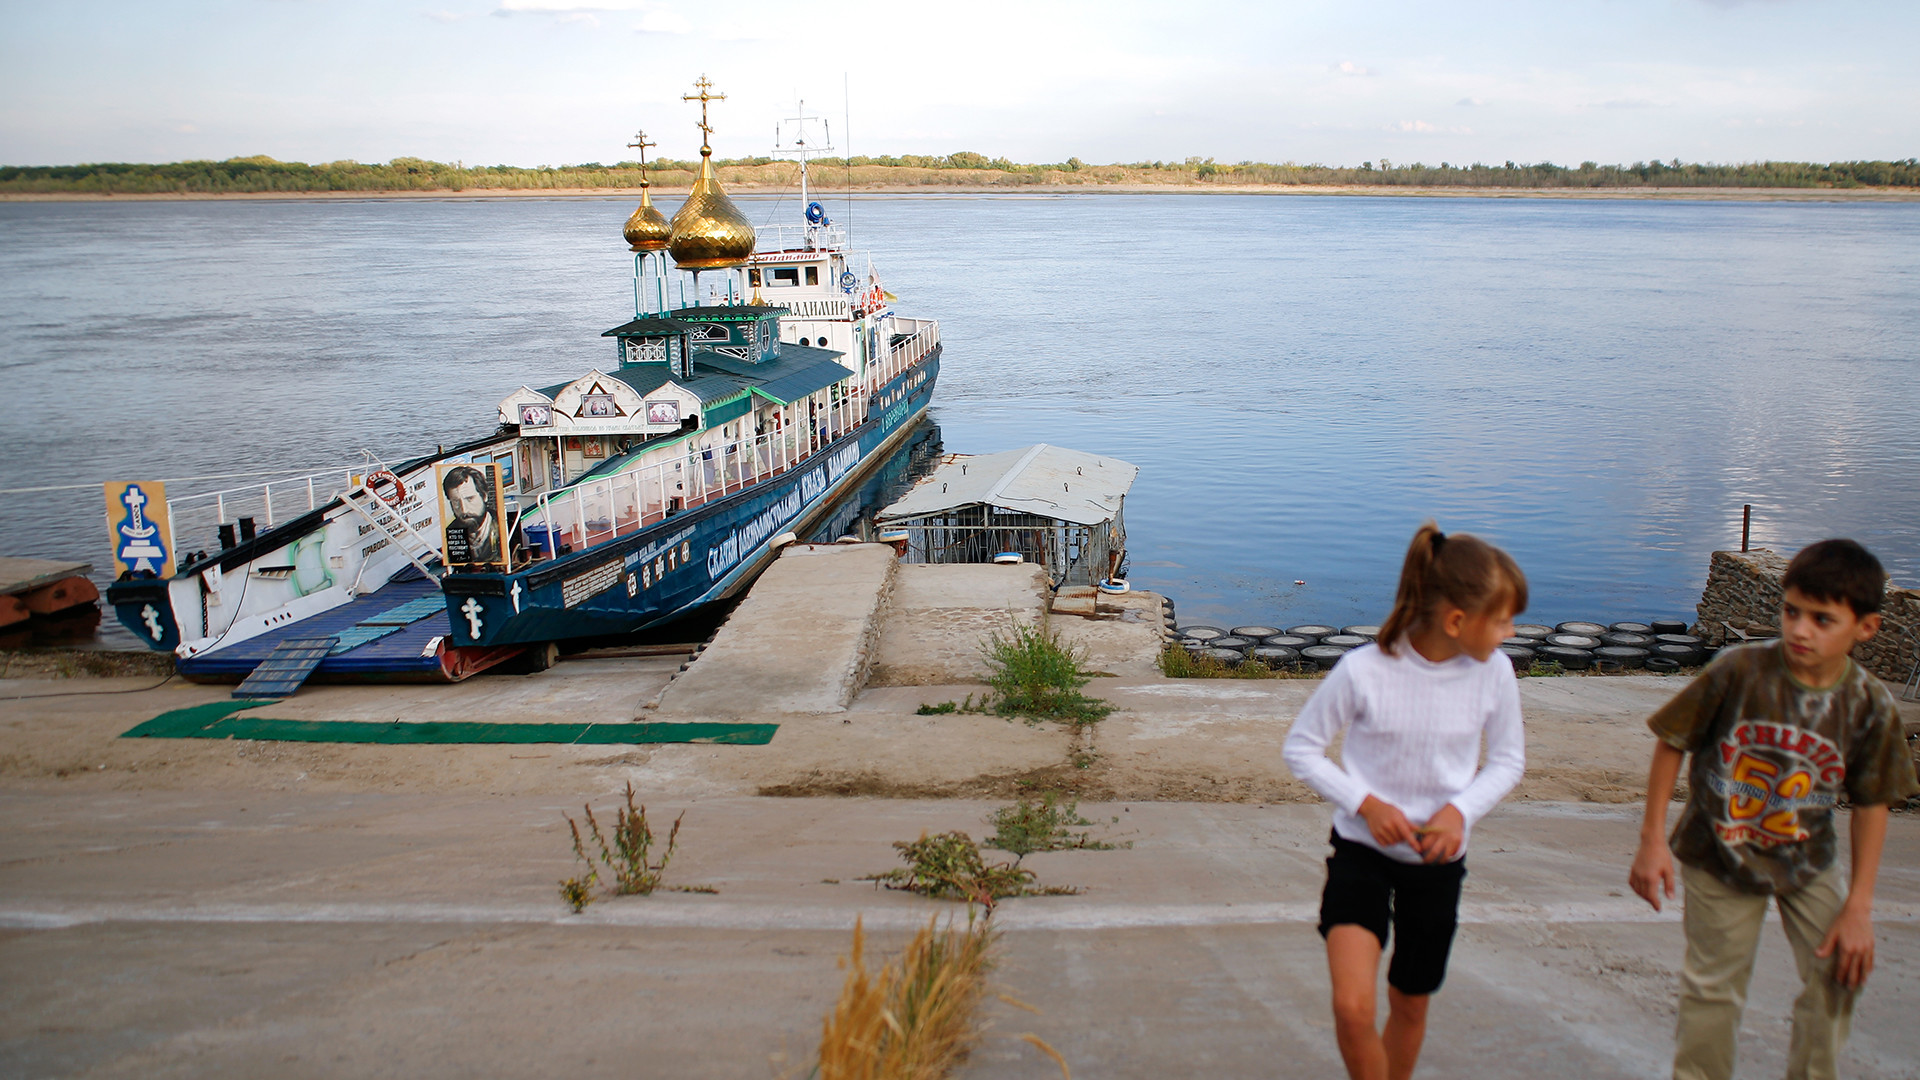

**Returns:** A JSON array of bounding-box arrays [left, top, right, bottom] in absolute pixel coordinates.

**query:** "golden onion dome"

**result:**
[[622, 183, 671, 252], [667, 150, 756, 270]]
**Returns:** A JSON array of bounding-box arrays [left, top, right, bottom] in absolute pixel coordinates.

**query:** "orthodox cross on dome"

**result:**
[[683, 76, 725, 155], [627, 129, 656, 185]]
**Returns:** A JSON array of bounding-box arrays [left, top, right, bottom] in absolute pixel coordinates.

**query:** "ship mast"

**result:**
[[773, 99, 834, 231]]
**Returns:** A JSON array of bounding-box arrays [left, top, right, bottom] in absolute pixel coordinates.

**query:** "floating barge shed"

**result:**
[[875, 444, 1137, 587]]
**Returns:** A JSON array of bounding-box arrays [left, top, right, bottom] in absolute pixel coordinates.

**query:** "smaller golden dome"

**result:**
[[623, 184, 670, 252], [668, 151, 756, 270]]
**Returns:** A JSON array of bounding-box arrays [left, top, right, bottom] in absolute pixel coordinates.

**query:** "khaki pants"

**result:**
[[1674, 862, 1856, 1080]]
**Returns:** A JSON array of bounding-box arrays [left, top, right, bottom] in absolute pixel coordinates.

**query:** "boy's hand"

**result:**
[[1414, 803, 1465, 863], [1357, 795, 1417, 849], [1816, 900, 1876, 989], [1629, 838, 1677, 912]]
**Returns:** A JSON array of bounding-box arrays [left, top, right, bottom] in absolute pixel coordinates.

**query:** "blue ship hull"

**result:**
[[439, 350, 939, 647]]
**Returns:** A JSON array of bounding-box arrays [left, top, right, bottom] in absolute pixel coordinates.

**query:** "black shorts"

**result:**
[[1317, 831, 1467, 996]]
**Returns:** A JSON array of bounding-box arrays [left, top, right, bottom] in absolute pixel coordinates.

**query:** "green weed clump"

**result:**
[[981, 621, 1112, 725], [865, 831, 1078, 907], [1520, 660, 1567, 678], [561, 782, 714, 910], [986, 791, 1126, 859]]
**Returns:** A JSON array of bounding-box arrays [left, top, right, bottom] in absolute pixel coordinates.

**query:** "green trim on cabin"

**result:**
[[703, 395, 752, 428]]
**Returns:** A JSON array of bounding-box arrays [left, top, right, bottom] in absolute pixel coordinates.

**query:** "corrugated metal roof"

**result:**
[[537, 368, 748, 406], [750, 358, 854, 406], [600, 317, 698, 337], [877, 444, 1138, 526]]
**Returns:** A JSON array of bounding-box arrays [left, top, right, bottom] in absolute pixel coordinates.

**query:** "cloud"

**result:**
[[1390, 120, 1472, 135], [1594, 98, 1661, 109], [173, 123, 199, 134], [423, 9, 477, 21], [1455, 97, 1485, 107], [496, 0, 690, 30], [498, 0, 655, 8], [633, 8, 689, 33], [1334, 61, 1372, 77]]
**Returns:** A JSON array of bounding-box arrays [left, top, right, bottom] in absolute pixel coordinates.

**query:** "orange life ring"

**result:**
[[367, 469, 406, 506]]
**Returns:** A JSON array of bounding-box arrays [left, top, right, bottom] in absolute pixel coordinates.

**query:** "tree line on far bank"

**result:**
[[3, 154, 1916, 195]]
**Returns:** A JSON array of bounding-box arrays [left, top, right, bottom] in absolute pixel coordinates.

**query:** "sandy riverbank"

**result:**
[[6, 184, 1918, 203]]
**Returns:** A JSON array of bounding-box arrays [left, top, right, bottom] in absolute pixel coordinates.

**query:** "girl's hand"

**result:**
[[1628, 838, 1676, 912], [1357, 795, 1417, 848], [1415, 804, 1465, 863]]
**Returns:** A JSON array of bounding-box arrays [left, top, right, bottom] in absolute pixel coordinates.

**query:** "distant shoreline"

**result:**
[[6, 184, 1919, 204]]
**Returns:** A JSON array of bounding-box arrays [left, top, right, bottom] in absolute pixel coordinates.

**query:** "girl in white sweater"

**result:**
[[1283, 523, 1528, 1080]]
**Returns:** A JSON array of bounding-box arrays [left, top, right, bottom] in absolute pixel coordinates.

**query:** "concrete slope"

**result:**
[[869, 562, 1051, 685], [652, 543, 898, 718]]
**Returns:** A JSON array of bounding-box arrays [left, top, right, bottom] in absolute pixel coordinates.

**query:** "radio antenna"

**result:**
[[852, 73, 860, 245]]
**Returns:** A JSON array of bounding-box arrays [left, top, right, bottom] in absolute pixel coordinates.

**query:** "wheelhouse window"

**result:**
[[769, 267, 801, 287], [805, 265, 820, 285]]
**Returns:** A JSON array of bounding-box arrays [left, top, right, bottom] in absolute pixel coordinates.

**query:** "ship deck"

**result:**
[[177, 575, 454, 682]]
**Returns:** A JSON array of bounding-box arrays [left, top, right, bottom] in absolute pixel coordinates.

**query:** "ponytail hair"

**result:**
[[1377, 521, 1528, 656]]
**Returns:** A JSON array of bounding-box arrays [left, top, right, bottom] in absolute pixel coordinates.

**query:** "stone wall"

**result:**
[[1692, 548, 1920, 684]]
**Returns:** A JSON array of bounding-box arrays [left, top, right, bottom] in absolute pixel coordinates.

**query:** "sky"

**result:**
[[1, 0, 1915, 168]]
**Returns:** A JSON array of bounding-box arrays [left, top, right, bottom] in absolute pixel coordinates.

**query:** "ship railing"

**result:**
[[864, 320, 939, 395], [755, 224, 848, 252], [517, 383, 877, 560], [162, 461, 380, 557]]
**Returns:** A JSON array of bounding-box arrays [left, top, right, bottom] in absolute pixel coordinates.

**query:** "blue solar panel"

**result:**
[[329, 624, 405, 654], [357, 595, 448, 626]]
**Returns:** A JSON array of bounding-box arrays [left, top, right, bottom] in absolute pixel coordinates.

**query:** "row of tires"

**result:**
[[1177, 623, 1384, 671], [1175, 619, 1714, 673]]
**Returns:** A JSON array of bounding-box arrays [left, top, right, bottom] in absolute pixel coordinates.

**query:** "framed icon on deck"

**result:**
[[436, 462, 508, 573], [518, 404, 553, 428], [645, 399, 680, 426]]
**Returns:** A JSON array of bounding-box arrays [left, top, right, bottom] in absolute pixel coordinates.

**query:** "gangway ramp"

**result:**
[[233, 636, 340, 699]]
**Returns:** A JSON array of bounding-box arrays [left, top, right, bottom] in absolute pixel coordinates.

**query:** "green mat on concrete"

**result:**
[[122, 702, 776, 745]]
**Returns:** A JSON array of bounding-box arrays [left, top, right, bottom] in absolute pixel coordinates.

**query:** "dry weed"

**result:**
[[816, 913, 996, 1080]]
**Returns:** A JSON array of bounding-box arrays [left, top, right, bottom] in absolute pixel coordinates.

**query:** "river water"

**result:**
[[2, 193, 1916, 642]]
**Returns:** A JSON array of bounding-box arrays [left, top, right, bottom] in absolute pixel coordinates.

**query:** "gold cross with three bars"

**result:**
[[683, 76, 725, 152], [626, 130, 655, 178]]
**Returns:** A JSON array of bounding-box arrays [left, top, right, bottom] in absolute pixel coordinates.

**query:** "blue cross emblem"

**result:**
[[114, 484, 169, 573]]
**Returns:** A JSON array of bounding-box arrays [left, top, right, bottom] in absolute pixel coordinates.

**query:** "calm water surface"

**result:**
[[2, 194, 1916, 638]]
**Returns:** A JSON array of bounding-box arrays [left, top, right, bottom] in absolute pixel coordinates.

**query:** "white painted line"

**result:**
[[2, 900, 1912, 932]]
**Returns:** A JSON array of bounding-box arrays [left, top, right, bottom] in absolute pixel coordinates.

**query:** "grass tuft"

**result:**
[[981, 622, 1112, 725], [864, 831, 1078, 907], [985, 791, 1126, 860], [561, 782, 713, 908], [816, 913, 999, 1080]]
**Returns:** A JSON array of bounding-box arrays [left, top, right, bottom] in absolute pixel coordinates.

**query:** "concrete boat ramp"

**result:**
[[650, 542, 1162, 722]]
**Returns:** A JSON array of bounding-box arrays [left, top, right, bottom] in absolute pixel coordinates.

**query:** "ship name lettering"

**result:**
[[706, 478, 812, 579]]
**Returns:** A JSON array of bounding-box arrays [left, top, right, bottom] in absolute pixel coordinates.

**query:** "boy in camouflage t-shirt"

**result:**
[[1630, 540, 1916, 1080]]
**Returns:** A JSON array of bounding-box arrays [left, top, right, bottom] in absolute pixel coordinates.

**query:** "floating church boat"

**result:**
[[106, 81, 941, 687]]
